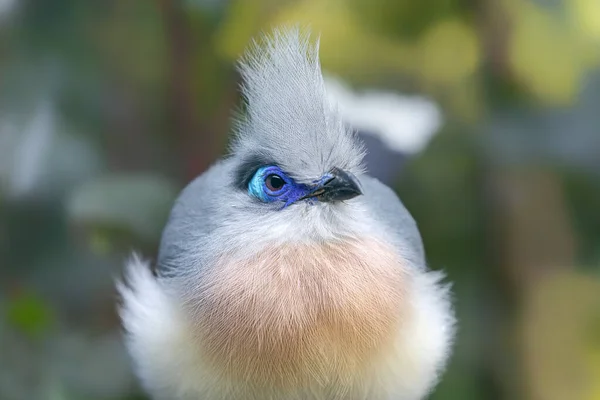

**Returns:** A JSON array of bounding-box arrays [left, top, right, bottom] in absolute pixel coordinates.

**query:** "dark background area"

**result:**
[[1, 0, 600, 399]]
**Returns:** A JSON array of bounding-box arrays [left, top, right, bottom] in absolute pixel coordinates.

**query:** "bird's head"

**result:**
[[227, 26, 368, 222], [158, 28, 378, 276]]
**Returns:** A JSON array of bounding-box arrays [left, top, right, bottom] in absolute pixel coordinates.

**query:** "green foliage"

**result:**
[[5, 292, 55, 339], [350, 0, 475, 39]]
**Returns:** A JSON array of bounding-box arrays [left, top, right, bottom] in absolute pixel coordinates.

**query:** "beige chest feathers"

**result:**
[[183, 239, 409, 391]]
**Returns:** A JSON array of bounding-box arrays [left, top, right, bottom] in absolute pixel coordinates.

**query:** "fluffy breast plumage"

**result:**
[[184, 239, 409, 394]]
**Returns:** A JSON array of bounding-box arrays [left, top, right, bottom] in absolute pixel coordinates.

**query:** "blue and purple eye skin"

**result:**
[[247, 165, 363, 208], [247, 166, 312, 207]]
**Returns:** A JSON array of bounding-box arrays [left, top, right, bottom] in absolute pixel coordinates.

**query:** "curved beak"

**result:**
[[303, 167, 363, 202]]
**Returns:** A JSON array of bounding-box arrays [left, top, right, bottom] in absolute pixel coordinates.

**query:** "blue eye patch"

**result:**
[[247, 165, 312, 207]]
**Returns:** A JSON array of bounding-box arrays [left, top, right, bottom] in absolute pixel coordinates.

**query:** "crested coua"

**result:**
[[117, 28, 455, 400]]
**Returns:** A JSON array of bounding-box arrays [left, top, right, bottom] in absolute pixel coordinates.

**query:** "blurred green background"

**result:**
[[1, 0, 600, 399]]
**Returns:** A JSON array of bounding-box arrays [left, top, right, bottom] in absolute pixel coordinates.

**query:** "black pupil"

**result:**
[[266, 174, 285, 190]]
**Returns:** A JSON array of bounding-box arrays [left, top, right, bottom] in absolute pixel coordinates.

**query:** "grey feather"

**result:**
[[360, 175, 426, 265]]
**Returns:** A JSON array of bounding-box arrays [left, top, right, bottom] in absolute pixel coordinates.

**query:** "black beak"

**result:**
[[307, 167, 363, 202]]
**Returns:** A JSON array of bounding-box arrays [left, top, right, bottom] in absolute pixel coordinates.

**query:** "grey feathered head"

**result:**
[[157, 28, 382, 280], [232, 28, 365, 183]]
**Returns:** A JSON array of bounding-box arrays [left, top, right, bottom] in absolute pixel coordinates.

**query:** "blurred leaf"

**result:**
[[216, 0, 416, 81], [6, 291, 54, 339], [507, 0, 588, 105], [520, 271, 600, 400], [569, 0, 600, 41], [589, 344, 600, 400], [214, 0, 275, 60], [349, 0, 466, 40], [66, 173, 178, 244], [587, 303, 600, 399], [184, 0, 228, 14], [265, 0, 417, 79], [417, 18, 481, 85]]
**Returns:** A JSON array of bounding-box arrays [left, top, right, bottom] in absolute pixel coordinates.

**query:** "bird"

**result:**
[[117, 27, 455, 400]]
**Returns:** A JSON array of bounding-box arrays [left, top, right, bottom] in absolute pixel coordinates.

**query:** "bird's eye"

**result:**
[[265, 174, 285, 192], [247, 166, 291, 202]]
